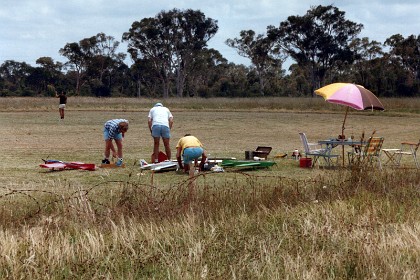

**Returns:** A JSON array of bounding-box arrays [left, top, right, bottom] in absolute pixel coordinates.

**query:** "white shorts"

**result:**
[[59, 104, 66, 109]]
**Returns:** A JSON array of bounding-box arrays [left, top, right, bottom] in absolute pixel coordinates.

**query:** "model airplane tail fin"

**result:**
[[140, 159, 148, 166]]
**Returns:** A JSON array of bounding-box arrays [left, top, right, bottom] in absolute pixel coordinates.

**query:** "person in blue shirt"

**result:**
[[102, 119, 129, 166]]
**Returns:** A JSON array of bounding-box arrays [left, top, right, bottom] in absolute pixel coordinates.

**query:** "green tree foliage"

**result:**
[[269, 5, 363, 95], [1, 5, 419, 98], [226, 29, 286, 96], [32, 57, 64, 94], [59, 33, 126, 96], [385, 34, 420, 96], [0, 60, 33, 95], [123, 8, 218, 98], [59, 42, 90, 95]]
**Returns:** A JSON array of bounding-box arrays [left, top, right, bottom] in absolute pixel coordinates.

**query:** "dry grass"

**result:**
[[0, 97, 419, 279]]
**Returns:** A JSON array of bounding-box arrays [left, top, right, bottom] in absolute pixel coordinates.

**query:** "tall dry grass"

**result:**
[[0, 97, 419, 279], [1, 96, 419, 114], [1, 167, 419, 279]]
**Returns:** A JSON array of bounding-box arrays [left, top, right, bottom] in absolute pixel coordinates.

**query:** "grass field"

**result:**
[[0, 97, 419, 279]]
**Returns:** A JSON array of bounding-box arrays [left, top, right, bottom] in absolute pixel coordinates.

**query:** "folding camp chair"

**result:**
[[348, 136, 384, 169], [299, 132, 338, 167], [395, 140, 420, 169]]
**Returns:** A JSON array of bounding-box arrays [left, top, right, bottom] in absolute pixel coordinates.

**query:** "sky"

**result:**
[[1, 0, 419, 68]]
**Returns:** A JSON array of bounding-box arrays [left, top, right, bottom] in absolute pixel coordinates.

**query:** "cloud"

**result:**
[[1, 0, 419, 67]]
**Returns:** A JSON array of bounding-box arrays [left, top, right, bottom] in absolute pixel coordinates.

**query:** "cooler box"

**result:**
[[252, 146, 272, 159], [245, 146, 272, 160], [299, 157, 312, 168]]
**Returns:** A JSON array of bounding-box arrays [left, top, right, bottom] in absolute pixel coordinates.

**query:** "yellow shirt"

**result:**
[[176, 136, 203, 154]]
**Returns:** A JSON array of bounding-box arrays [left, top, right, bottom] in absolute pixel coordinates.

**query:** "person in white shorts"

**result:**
[[56, 91, 67, 119]]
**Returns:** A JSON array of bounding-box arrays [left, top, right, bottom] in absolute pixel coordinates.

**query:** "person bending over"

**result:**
[[176, 134, 207, 177], [102, 119, 129, 167]]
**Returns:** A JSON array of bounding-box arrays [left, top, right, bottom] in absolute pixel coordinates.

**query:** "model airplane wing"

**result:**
[[40, 160, 96, 171], [152, 162, 178, 172], [40, 162, 67, 170], [221, 160, 276, 168], [65, 162, 96, 171], [140, 160, 178, 172], [235, 162, 262, 167]]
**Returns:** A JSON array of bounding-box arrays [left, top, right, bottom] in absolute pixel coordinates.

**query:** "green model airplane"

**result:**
[[221, 159, 276, 168]]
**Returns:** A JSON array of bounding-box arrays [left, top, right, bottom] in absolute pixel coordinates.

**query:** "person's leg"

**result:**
[[153, 137, 160, 163], [163, 138, 171, 160], [115, 139, 123, 158], [110, 144, 117, 158], [104, 139, 113, 159], [183, 161, 190, 173], [188, 162, 195, 178], [151, 125, 162, 163], [59, 105, 64, 119]]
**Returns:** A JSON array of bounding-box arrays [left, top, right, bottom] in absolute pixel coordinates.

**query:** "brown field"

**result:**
[[0, 97, 419, 279]]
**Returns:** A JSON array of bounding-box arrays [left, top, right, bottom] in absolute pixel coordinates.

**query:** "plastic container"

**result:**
[[299, 157, 312, 168]]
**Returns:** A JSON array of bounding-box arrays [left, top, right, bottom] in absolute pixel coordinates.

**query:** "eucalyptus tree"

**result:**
[[226, 29, 285, 95], [269, 5, 363, 95], [172, 9, 218, 97], [59, 42, 90, 95], [348, 37, 384, 90], [84, 33, 126, 88], [123, 8, 218, 98], [385, 34, 420, 82], [383, 34, 420, 96], [60, 33, 126, 95], [123, 15, 175, 98], [33, 57, 63, 93], [184, 48, 228, 97], [0, 60, 32, 94]]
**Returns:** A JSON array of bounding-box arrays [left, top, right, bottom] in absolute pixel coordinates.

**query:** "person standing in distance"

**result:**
[[102, 119, 129, 167], [148, 102, 173, 163], [56, 91, 67, 119]]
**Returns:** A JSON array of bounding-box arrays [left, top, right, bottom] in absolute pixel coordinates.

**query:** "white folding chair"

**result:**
[[395, 140, 420, 169], [299, 132, 338, 167]]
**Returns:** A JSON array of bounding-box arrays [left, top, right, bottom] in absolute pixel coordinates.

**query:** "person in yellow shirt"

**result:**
[[176, 134, 207, 176]]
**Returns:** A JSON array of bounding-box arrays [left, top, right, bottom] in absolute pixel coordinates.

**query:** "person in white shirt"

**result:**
[[148, 102, 174, 162]]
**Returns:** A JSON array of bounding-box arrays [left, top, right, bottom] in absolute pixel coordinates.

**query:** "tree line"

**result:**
[[1, 5, 419, 98]]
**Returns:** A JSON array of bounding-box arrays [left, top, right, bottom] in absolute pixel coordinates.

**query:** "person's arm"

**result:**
[[168, 117, 174, 129], [199, 150, 207, 170], [148, 118, 153, 133], [176, 146, 183, 169]]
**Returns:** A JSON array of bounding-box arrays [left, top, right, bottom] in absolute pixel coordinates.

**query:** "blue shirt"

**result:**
[[104, 119, 128, 139]]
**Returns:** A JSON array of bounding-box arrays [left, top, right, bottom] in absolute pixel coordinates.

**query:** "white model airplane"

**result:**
[[139, 159, 178, 172]]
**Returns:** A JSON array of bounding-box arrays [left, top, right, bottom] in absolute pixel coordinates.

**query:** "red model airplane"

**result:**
[[40, 159, 96, 171]]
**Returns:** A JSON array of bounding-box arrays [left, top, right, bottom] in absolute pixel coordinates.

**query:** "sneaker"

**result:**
[[116, 158, 123, 167], [102, 159, 110, 164]]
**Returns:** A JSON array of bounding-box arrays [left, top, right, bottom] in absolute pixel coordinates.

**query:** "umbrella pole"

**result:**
[[341, 107, 349, 166], [342, 107, 349, 137]]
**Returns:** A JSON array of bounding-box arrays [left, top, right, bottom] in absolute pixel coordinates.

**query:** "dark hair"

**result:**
[[119, 122, 129, 132], [184, 134, 191, 137]]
